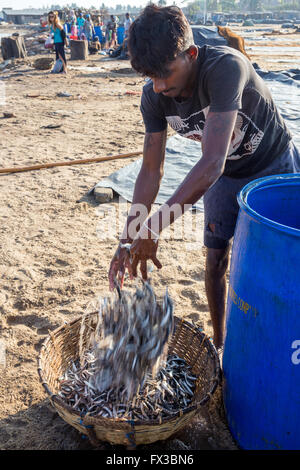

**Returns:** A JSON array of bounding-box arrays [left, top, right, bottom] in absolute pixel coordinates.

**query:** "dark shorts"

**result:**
[[203, 142, 300, 250], [55, 42, 66, 64]]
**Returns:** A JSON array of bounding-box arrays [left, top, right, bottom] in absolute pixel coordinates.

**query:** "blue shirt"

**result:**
[[51, 26, 63, 43], [77, 18, 85, 28]]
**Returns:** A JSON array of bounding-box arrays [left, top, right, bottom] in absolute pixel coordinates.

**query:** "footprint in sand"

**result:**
[[43, 268, 57, 277], [177, 279, 194, 286], [58, 309, 72, 315], [7, 314, 59, 335], [55, 258, 70, 267], [187, 269, 205, 282], [186, 312, 200, 322], [180, 288, 208, 312], [182, 312, 205, 330], [180, 288, 199, 301]]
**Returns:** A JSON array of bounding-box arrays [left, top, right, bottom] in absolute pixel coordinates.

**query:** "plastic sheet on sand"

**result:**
[[93, 70, 300, 211]]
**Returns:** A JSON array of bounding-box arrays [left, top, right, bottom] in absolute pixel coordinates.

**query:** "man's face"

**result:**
[[150, 49, 197, 99]]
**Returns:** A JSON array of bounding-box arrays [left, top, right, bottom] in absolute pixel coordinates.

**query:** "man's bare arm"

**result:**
[[120, 129, 167, 242], [145, 110, 238, 231]]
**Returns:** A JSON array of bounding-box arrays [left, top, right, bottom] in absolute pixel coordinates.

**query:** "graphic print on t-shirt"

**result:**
[[166, 107, 264, 161]]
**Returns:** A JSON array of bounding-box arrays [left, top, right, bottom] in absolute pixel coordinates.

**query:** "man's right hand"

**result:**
[[108, 130, 167, 291], [108, 243, 133, 291]]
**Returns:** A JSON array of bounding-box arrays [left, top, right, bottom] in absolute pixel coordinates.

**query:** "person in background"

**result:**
[[83, 14, 95, 42], [120, 36, 129, 60], [48, 10, 68, 74], [40, 15, 47, 28], [104, 18, 111, 50], [96, 15, 103, 26], [77, 12, 85, 38], [124, 12, 132, 39], [88, 36, 101, 54], [69, 9, 76, 24], [70, 18, 78, 39], [109, 15, 118, 48]]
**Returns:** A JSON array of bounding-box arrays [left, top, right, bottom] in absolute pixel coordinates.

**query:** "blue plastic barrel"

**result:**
[[94, 26, 104, 43], [117, 26, 124, 45], [223, 174, 300, 450]]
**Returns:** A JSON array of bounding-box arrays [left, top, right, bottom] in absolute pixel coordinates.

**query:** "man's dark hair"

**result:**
[[128, 4, 194, 78]]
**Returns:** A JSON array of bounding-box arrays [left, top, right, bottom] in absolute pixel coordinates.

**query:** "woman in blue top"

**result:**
[[77, 12, 85, 38], [48, 11, 68, 74]]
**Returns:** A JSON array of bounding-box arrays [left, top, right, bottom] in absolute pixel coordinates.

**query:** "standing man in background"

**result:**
[[124, 12, 132, 39]]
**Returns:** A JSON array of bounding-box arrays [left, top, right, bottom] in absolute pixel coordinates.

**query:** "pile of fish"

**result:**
[[57, 282, 197, 421], [58, 352, 197, 420], [84, 282, 174, 399]]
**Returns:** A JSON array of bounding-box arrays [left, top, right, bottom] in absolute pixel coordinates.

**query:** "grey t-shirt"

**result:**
[[140, 45, 292, 178]]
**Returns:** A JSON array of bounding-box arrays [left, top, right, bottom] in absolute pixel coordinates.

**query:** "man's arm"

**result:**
[[120, 130, 167, 243], [136, 109, 238, 235], [108, 129, 166, 288]]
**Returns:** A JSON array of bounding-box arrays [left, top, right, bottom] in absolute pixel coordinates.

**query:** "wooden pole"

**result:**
[[0, 151, 143, 175]]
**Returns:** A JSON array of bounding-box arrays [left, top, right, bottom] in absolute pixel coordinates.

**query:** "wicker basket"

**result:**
[[38, 314, 221, 447]]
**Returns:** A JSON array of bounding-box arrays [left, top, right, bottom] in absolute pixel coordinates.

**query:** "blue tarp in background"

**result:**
[[191, 26, 227, 47], [93, 68, 300, 211]]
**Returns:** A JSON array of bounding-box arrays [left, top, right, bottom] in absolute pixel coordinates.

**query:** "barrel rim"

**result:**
[[238, 173, 300, 237]]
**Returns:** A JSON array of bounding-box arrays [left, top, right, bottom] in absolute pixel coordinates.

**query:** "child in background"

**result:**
[[88, 36, 101, 54]]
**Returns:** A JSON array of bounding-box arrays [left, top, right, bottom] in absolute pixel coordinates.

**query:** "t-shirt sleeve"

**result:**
[[206, 55, 248, 113], [140, 84, 168, 133]]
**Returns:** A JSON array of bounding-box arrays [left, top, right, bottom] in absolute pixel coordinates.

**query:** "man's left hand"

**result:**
[[130, 237, 162, 280]]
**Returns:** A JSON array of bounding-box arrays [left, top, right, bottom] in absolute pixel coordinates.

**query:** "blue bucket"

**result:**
[[223, 173, 300, 450]]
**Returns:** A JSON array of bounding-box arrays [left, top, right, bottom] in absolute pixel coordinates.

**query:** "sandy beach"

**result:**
[[0, 23, 299, 450]]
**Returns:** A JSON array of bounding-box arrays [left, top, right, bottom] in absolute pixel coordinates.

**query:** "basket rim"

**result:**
[[37, 313, 221, 427]]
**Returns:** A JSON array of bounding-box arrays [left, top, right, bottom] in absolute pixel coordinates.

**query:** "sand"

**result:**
[[0, 24, 298, 450]]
